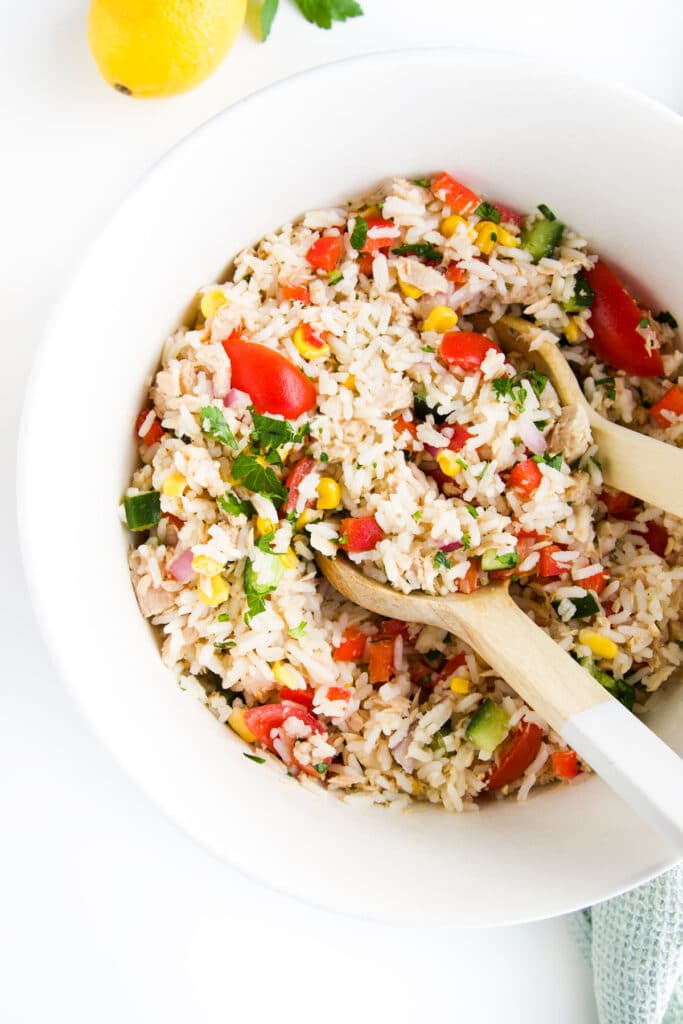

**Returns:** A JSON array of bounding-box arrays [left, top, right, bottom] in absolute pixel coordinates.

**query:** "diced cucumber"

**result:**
[[413, 388, 447, 425], [521, 217, 564, 263], [466, 699, 510, 754], [481, 549, 520, 572], [579, 658, 635, 710], [552, 593, 600, 619], [124, 491, 161, 531]]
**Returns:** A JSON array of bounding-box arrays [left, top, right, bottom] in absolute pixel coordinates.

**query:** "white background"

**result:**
[[3, 2, 682, 1021]]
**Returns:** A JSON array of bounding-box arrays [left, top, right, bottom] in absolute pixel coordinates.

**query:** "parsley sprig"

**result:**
[[261, 0, 363, 40], [391, 242, 442, 264], [200, 406, 238, 450], [232, 451, 288, 507]]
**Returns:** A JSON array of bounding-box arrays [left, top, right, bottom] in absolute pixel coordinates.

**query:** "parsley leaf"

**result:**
[[474, 201, 502, 224], [294, 0, 363, 30], [200, 406, 238, 450], [243, 752, 266, 764], [232, 452, 288, 507], [563, 271, 595, 312], [421, 345, 435, 353], [288, 621, 307, 639], [350, 215, 368, 250], [256, 529, 278, 553], [461, 533, 471, 550], [218, 492, 254, 518], [638, 316, 650, 330], [261, 0, 279, 40], [213, 640, 235, 650], [655, 310, 678, 329], [413, 178, 431, 188], [313, 762, 329, 775], [523, 370, 549, 398], [532, 452, 563, 470], [250, 410, 309, 459], [328, 269, 343, 285], [412, 510, 422, 521], [433, 551, 452, 569], [465, 504, 478, 519], [391, 242, 442, 263]]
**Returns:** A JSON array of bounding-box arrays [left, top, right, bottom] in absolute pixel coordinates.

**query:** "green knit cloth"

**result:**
[[570, 866, 683, 1024]]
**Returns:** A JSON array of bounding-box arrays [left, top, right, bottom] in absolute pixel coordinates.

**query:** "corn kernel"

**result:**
[[360, 204, 381, 218], [316, 477, 341, 510], [192, 553, 223, 576], [293, 324, 330, 360], [196, 575, 229, 607], [435, 450, 461, 478], [343, 374, 356, 392], [399, 279, 423, 299], [475, 221, 500, 255], [296, 508, 321, 530], [496, 226, 520, 248], [255, 516, 275, 538], [423, 305, 458, 334], [279, 548, 299, 570], [449, 676, 471, 694], [161, 472, 186, 498], [440, 214, 466, 238], [200, 288, 227, 320], [578, 630, 618, 660], [564, 318, 582, 343], [272, 661, 306, 690], [228, 707, 256, 743]]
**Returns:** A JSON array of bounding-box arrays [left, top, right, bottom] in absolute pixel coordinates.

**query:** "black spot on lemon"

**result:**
[[114, 83, 132, 95]]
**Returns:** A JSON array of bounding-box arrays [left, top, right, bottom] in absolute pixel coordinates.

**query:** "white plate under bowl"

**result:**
[[18, 51, 683, 926]]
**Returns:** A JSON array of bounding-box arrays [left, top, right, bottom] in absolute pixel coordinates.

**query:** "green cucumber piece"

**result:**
[[466, 699, 510, 754], [579, 658, 635, 710], [481, 549, 520, 572], [124, 491, 161, 531], [521, 217, 564, 263], [552, 593, 600, 619]]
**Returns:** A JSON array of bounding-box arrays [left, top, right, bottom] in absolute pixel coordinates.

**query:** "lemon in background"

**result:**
[[87, 0, 247, 98]]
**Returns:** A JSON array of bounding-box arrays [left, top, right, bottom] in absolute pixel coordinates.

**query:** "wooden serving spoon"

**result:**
[[493, 315, 683, 518], [317, 553, 683, 850]]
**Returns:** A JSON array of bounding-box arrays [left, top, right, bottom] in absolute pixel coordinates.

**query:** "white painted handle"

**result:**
[[563, 701, 683, 852]]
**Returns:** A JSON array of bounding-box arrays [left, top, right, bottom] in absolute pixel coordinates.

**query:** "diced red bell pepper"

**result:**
[[326, 686, 351, 703], [278, 687, 315, 710], [339, 516, 384, 553], [585, 260, 664, 377], [242, 702, 330, 776], [281, 282, 311, 305], [357, 253, 374, 277], [447, 424, 472, 451], [600, 489, 638, 521], [376, 619, 410, 640], [360, 217, 397, 253], [437, 653, 467, 683], [135, 408, 164, 446], [306, 235, 343, 272], [333, 625, 368, 662], [485, 722, 543, 791], [285, 457, 317, 513], [538, 544, 568, 578], [581, 567, 609, 594], [431, 173, 480, 216], [223, 339, 317, 418], [441, 331, 502, 373], [643, 521, 668, 557], [551, 749, 579, 779], [650, 384, 683, 429], [369, 637, 395, 684], [490, 532, 541, 581], [509, 458, 542, 499], [164, 513, 185, 531], [457, 562, 479, 594], [395, 415, 419, 441], [445, 262, 466, 284]]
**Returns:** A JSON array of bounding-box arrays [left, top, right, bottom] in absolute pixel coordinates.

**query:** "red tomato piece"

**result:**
[[333, 625, 368, 662], [585, 261, 664, 377], [357, 253, 374, 277], [164, 513, 185, 531], [457, 562, 479, 594], [492, 201, 524, 227], [135, 408, 164, 447], [360, 217, 397, 253], [339, 516, 384, 553], [447, 424, 472, 451], [326, 686, 351, 702], [223, 339, 317, 419], [486, 722, 543, 791], [410, 657, 434, 687], [281, 282, 311, 305], [278, 687, 315, 710], [650, 384, 683, 429], [395, 415, 419, 441], [306, 235, 343, 272], [285, 457, 317, 513], [538, 544, 568, 578], [643, 521, 668, 557], [436, 653, 467, 683], [508, 458, 542, 499], [552, 750, 579, 779], [445, 262, 466, 284], [376, 619, 410, 640], [581, 568, 609, 594], [431, 172, 480, 215], [369, 637, 395, 684], [600, 489, 638, 521], [440, 331, 502, 373], [242, 702, 329, 776]]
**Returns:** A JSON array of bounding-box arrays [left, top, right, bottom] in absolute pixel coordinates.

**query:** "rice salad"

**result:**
[[123, 173, 683, 811]]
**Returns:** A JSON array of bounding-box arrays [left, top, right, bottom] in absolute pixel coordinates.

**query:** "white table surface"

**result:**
[[4, 2, 682, 1020]]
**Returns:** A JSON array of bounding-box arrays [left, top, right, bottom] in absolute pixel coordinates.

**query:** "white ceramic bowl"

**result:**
[[19, 51, 683, 926]]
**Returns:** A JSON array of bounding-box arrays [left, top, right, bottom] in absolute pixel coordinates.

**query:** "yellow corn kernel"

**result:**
[[196, 575, 229, 607], [316, 477, 341, 510], [192, 553, 223, 576], [228, 707, 256, 743], [360, 203, 381, 218], [161, 471, 186, 498], [399, 279, 423, 300], [475, 221, 500, 255], [435, 449, 461, 478], [200, 288, 227, 320], [255, 516, 275, 538], [423, 305, 458, 334], [449, 676, 471, 695], [578, 629, 618, 660], [272, 661, 306, 690], [564, 317, 582, 343], [279, 547, 299, 570], [296, 508, 321, 530], [496, 226, 520, 248], [440, 214, 466, 238], [293, 325, 330, 361], [343, 374, 356, 392]]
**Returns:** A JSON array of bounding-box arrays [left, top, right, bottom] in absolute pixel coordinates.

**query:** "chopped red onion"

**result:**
[[423, 443, 441, 457], [168, 548, 196, 584], [518, 414, 547, 455], [439, 540, 463, 552], [223, 388, 250, 410]]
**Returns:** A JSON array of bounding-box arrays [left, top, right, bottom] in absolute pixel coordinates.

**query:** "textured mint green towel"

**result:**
[[570, 866, 683, 1024]]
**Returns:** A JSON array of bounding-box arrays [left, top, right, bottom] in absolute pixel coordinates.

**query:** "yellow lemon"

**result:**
[[87, 0, 247, 98]]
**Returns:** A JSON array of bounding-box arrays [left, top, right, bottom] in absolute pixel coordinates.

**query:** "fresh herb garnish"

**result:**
[[250, 410, 309, 462], [655, 310, 678, 329], [563, 271, 595, 312], [532, 452, 563, 470], [475, 201, 501, 224], [261, 0, 363, 40], [319, 452, 329, 462], [328, 269, 343, 285], [638, 316, 650, 330], [232, 452, 288, 507], [595, 375, 616, 401], [213, 640, 236, 650], [456, 457, 468, 471], [243, 752, 266, 764], [350, 215, 368, 250], [492, 369, 548, 409], [433, 551, 452, 569], [465, 504, 478, 519], [218, 491, 254, 518], [461, 534, 471, 550], [414, 178, 431, 188], [413, 510, 422, 521], [256, 528, 278, 553], [218, 613, 230, 622], [391, 242, 442, 263], [288, 621, 308, 639], [313, 762, 329, 775], [200, 406, 238, 449], [537, 203, 556, 221], [422, 345, 435, 353]]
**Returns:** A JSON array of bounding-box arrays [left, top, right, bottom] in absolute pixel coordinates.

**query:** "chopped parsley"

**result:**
[[243, 752, 266, 764], [250, 410, 309, 463], [474, 201, 501, 224], [456, 457, 468, 471], [595, 375, 616, 401], [465, 504, 478, 519], [413, 178, 431, 188], [218, 491, 254, 518], [288, 621, 308, 639], [563, 272, 595, 312], [655, 310, 678, 329], [319, 452, 329, 462], [350, 215, 368, 250], [256, 528, 278, 553], [218, 613, 230, 622], [638, 316, 650, 330], [537, 203, 557, 221], [492, 369, 548, 410], [413, 510, 422, 521], [213, 640, 236, 650], [231, 452, 288, 507], [328, 269, 343, 285], [461, 533, 471, 550], [313, 762, 329, 776], [433, 550, 452, 569], [532, 452, 563, 470], [262, 0, 363, 39], [421, 345, 435, 353], [391, 242, 442, 263], [200, 406, 238, 449]]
